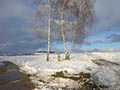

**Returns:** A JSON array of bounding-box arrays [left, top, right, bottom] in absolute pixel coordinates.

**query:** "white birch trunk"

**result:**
[[62, 22, 67, 59], [60, 12, 67, 59], [47, 5, 51, 61]]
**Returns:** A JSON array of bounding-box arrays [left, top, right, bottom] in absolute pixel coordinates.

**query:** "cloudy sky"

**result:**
[[0, 0, 120, 53]]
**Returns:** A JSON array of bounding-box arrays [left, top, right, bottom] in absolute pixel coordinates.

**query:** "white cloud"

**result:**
[[0, 42, 10, 48]]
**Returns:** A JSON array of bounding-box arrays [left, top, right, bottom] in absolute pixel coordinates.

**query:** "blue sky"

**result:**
[[86, 30, 120, 50], [0, 0, 120, 53]]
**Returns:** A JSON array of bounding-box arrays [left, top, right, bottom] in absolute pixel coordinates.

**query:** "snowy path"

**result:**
[[87, 53, 120, 89]]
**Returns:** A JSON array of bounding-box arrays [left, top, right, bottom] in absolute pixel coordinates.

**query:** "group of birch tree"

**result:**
[[33, 0, 96, 61]]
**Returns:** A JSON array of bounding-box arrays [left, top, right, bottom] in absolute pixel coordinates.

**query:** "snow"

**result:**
[[0, 52, 120, 90], [90, 52, 120, 62]]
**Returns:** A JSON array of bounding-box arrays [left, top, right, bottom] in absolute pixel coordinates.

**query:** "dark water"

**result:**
[[0, 61, 35, 90]]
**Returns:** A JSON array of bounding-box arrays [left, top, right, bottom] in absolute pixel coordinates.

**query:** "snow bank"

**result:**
[[91, 52, 120, 62], [0, 52, 120, 90]]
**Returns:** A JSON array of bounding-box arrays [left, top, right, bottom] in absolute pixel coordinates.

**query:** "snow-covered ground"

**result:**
[[0, 52, 120, 90]]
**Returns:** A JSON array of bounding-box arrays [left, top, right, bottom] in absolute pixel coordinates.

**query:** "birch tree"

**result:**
[[56, 0, 67, 59], [69, 0, 95, 55], [34, 0, 54, 61], [33, 0, 95, 61], [54, 0, 95, 60]]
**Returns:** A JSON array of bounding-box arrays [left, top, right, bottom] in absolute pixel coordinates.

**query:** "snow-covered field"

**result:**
[[0, 52, 120, 90]]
